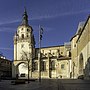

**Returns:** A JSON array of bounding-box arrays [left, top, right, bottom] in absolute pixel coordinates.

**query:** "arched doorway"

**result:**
[[79, 53, 84, 75], [16, 62, 28, 79]]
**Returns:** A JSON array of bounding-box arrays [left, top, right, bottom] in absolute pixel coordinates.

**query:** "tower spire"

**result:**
[[24, 7, 27, 14], [21, 7, 28, 25]]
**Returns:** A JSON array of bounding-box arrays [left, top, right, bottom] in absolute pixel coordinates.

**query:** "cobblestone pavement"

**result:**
[[0, 79, 90, 90]]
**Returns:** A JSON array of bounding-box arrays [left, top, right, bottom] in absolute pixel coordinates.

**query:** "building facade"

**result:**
[[71, 16, 90, 79], [0, 56, 12, 79], [12, 9, 71, 79]]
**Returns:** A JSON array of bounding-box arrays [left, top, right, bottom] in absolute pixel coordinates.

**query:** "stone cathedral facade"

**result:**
[[12, 9, 72, 79], [12, 9, 90, 79]]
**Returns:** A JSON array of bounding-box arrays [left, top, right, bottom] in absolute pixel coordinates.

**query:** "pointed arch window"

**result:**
[[22, 34, 24, 39], [33, 62, 38, 71], [27, 29, 29, 32], [41, 61, 46, 71], [51, 61, 55, 70]]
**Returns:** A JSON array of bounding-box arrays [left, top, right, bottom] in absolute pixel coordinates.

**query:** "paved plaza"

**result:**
[[0, 79, 90, 90]]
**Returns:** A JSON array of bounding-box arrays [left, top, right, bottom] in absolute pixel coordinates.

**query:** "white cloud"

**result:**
[[30, 9, 90, 20], [0, 19, 20, 26], [0, 48, 13, 51]]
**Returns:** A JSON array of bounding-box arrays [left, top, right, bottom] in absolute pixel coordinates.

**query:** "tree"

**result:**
[[21, 51, 32, 83]]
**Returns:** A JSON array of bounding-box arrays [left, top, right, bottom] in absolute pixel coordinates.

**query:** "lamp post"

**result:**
[[38, 25, 43, 82]]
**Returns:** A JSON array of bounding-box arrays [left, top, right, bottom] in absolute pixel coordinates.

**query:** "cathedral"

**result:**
[[12, 9, 90, 79], [12, 9, 71, 79]]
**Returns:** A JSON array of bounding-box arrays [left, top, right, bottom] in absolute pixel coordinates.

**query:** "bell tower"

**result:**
[[14, 8, 35, 61], [13, 8, 35, 78]]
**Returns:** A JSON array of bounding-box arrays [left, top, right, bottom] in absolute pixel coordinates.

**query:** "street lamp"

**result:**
[[38, 25, 43, 82]]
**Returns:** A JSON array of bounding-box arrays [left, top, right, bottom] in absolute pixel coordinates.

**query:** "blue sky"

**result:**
[[0, 0, 90, 60]]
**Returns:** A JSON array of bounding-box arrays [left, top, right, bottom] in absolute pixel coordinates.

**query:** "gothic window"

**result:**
[[33, 62, 38, 71], [41, 61, 46, 71], [22, 34, 24, 38], [69, 52, 71, 57], [51, 61, 55, 70]]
